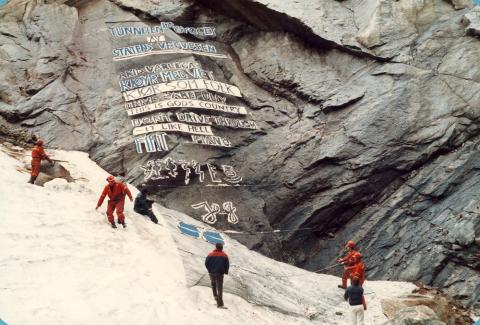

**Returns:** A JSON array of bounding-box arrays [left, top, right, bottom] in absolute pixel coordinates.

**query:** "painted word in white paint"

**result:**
[[134, 133, 169, 154], [123, 79, 242, 101], [191, 201, 239, 224], [132, 122, 213, 136], [190, 135, 232, 148]]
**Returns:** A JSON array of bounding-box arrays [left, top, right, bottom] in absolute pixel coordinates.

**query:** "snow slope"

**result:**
[[0, 145, 416, 324]]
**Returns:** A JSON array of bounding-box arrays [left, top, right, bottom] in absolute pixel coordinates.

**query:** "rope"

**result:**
[[223, 227, 315, 235]]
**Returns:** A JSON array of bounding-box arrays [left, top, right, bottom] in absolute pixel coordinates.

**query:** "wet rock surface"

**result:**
[[1, 0, 479, 311]]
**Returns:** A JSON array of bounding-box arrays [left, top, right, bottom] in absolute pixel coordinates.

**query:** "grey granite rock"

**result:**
[[1, 0, 479, 312], [463, 6, 480, 36]]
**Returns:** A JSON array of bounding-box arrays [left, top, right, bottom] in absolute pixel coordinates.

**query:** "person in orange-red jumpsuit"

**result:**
[[347, 251, 366, 287], [96, 176, 133, 228], [337, 240, 359, 289], [29, 139, 53, 184]]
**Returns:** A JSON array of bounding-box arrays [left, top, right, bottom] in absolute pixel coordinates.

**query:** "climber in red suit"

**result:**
[[29, 139, 53, 184], [96, 176, 133, 228], [337, 240, 360, 289], [347, 251, 366, 286]]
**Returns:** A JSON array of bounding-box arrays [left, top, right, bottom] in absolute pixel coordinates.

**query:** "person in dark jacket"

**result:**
[[205, 243, 229, 308], [134, 188, 158, 224], [344, 276, 367, 325]]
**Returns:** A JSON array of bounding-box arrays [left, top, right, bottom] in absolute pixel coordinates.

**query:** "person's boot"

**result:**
[[28, 176, 37, 184], [111, 222, 117, 229], [120, 221, 126, 228]]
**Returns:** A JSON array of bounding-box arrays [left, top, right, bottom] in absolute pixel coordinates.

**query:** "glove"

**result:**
[[95, 206, 100, 210]]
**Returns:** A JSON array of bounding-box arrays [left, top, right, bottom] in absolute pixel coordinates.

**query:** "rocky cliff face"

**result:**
[[1, 0, 479, 311]]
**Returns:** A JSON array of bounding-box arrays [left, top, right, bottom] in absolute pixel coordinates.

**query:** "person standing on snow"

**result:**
[[29, 139, 53, 184], [134, 188, 158, 224], [337, 240, 360, 289], [96, 175, 133, 228], [344, 275, 367, 325], [205, 242, 229, 308], [350, 252, 366, 286]]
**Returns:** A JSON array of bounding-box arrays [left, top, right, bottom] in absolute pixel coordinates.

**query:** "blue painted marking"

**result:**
[[178, 222, 200, 239], [203, 231, 224, 245]]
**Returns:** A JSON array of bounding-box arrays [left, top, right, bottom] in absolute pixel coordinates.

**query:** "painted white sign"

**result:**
[[131, 113, 171, 127], [112, 41, 227, 61], [132, 122, 213, 136], [189, 135, 232, 148], [120, 62, 202, 80], [141, 159, 242, 185], [123, 79, 242, 101], [134, 133, 169, 153], [177, 112, 257, 129], [191, 201, 239, 224], [126, 99, 247, 116]]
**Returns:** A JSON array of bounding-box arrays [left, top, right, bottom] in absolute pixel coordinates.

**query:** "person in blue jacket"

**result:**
[[134, 188, 158, 224], [205, 243, 229, 308]]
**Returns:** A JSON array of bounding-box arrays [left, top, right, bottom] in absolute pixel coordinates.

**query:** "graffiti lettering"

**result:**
[[110, 23, 173, 37], [221, 165, 242, 184], [146, 35, 166, 42], [127, 99, 247, 117], [132, 122, 213, 136], [131, 113, 171, 127], [140, 159, 241, 185], [207, 163, 222, 183], [119, 68, 215, 92], [112, 42, 227, 61], [177, 112, 258, 130], [110, 23, 215, 38], [190, 135, 232, 148], [123, 79, 242, 101], [191, 201, 239, 224], [134, 132, 169, 153], [119, 62, 202, 80]]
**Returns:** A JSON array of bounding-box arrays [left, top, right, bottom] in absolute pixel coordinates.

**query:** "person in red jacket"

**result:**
[[96, 176, 133, 228], [205, 243, 229, 308], [29, 139, 53, 184], [337, 240, 359, 289]]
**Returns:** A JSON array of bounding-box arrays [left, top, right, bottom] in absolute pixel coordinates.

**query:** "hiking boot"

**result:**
[[111, 222, 117, 229], [120, 222, 126, 228]]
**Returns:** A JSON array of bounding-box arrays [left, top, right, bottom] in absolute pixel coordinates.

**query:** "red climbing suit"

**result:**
[[347, 251, 366, 286], [338, 249, 359, 289], [31, 143, 52, 177], [97, 180, 133, 224]]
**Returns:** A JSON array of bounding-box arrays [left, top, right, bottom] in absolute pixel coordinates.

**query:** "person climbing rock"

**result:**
[[134, 188, 158, 224], [96, 175, 133, 228], [337, 240, 360, 289], [29, 139, 53, 184], [344, 276, 367, 325], [205, 242, 229, 308]]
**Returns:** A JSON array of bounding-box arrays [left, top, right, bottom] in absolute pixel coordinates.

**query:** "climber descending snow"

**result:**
[[28, 139, 53, 184], [96, 176, 133, 228], [337, 240, 365, 289]]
